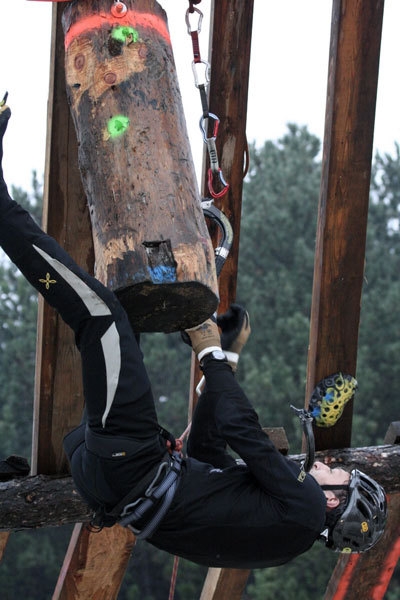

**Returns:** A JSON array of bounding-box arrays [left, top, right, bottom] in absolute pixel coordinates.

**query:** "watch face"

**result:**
[[212, 350, 226, 361]]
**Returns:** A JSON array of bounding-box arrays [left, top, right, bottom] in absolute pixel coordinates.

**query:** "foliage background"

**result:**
[[0, 128, 399, 598]]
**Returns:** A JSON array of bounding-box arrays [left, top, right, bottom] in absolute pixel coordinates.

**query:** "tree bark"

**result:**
[[1, 444, 398, 531], [61, 0, 218, 332]]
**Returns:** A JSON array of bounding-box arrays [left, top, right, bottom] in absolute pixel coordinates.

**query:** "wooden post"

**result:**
[[31, 6, 136, 599], [62, 0, 218, 332], [194, 1, 255, 599], [305, 0, 384, 450], [32, 4, 92, 478]]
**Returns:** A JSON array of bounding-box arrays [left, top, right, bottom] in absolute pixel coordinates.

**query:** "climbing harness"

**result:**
[[291, 372, 357, 471], [118, 451, 182, 539], [186, 1, 230, 199]]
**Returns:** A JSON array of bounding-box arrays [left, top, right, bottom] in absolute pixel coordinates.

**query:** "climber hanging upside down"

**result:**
[[0, 100, 387, 567]]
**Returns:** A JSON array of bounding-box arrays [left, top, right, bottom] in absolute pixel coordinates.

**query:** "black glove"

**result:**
[[216, 303, 250, 352]]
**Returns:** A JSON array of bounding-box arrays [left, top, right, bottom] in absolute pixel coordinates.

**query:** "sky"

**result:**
[[0, 0, 399, 192]]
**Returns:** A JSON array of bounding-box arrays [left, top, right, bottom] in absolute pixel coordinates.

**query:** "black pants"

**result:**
[[0, 184, 159, 440], [0, 180, 265, 509]]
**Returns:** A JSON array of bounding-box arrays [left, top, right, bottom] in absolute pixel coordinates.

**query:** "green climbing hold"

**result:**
[[107, 115, 130, 139], [111, 26, 139, 44]]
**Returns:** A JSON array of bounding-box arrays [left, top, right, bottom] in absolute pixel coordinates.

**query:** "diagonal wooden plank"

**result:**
[[0, 532, 10, 562], [200, 568, 250, 600], [53, 523, 135, 600]]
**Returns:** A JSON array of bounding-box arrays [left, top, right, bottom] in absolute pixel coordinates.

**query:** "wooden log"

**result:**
[[61, 0, 218, 332], [0, 444, 398, 532]]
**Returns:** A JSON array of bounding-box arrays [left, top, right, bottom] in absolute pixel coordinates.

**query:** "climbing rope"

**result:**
[[165, 423, 192, 600]]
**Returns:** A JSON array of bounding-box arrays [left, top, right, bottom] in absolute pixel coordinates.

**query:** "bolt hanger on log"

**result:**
[[61, 0, 219, 332]]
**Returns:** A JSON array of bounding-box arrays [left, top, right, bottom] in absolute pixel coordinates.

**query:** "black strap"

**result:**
[[106, 451, 171, 519], [119, 452, 183, 539]]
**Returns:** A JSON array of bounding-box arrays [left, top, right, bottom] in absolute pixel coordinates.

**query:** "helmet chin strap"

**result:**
[[290, 406, 315, 472], [321, 484, 350, 491]]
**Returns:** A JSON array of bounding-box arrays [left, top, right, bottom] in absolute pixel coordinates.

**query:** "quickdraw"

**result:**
[[185, 2, 230, 199]]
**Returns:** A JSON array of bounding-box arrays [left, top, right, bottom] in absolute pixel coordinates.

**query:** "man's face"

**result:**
[[309, 461, 350, 486]]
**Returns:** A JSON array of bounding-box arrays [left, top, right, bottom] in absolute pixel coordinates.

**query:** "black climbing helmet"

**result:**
[[326, 469, 387, 553]]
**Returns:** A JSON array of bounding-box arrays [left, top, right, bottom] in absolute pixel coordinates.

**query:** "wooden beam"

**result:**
[[32, 5, 134, 598], [188, 1, 254, 597], [305, 0, 384, 451], [31, 5, 92, 478], [202, 0, 254, 313]]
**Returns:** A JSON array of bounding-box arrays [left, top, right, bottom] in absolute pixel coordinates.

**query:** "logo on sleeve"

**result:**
[[297, 468, 306, 483]]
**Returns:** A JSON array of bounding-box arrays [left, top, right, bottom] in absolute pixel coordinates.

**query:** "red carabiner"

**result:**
[[207, 168, 230, 199]]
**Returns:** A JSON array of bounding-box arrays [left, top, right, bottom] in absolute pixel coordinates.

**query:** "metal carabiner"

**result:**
[[192, 59, 211, 88], [199, 113, 219, 143], [185, 6, 203, 35], [207, 168, 230, 200]]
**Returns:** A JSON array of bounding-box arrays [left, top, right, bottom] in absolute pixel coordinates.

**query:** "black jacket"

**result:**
[[148, 449, 327, 568], [64, 424, 327, 569]]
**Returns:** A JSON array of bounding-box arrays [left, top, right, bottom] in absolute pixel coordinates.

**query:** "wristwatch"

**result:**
[[200, 349, 227, 368]]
